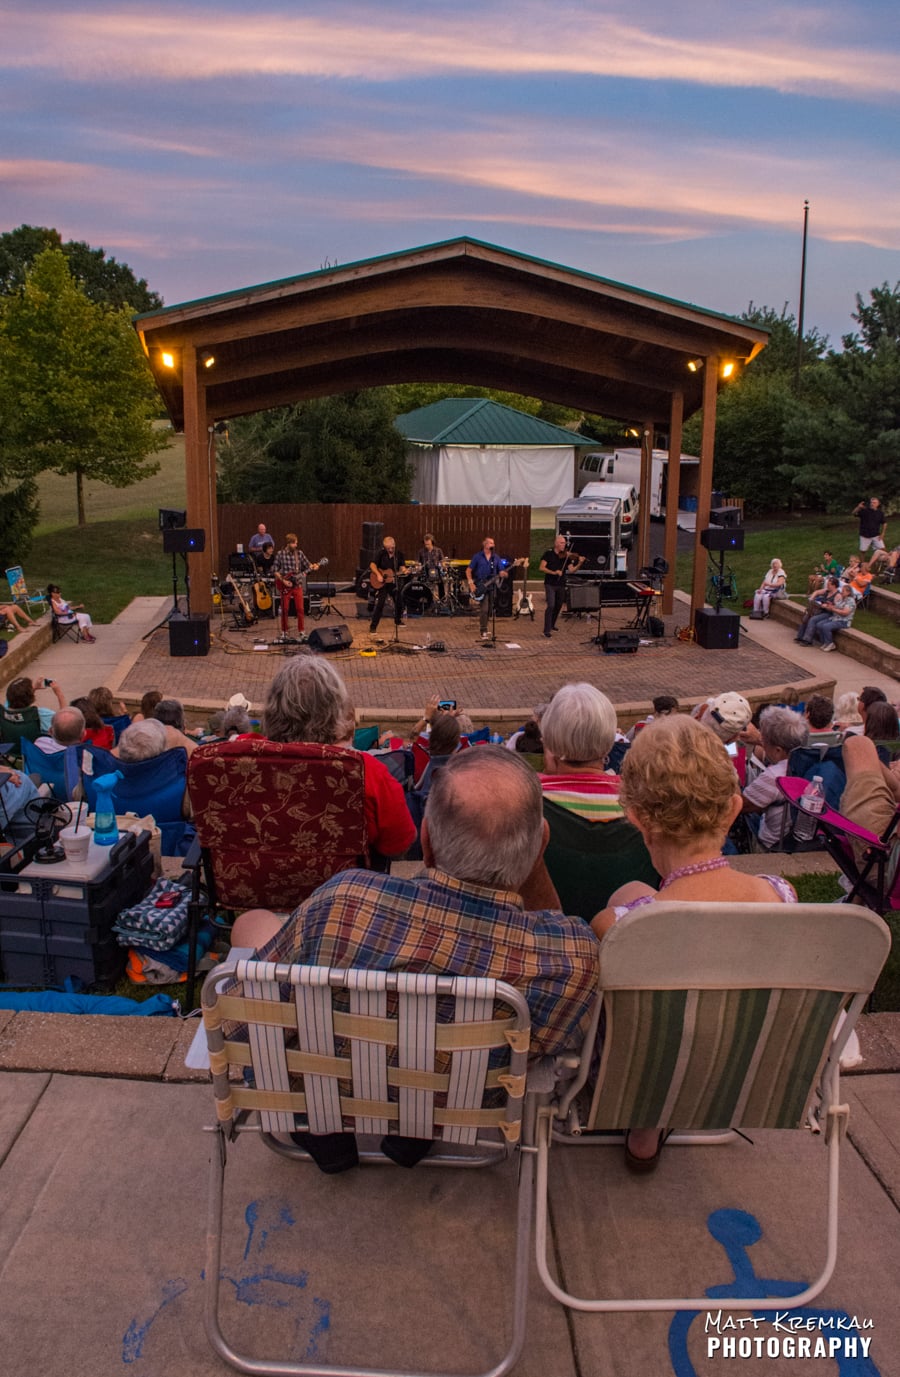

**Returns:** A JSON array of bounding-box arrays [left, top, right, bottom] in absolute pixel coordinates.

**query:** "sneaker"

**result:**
[[821, 643, 836, 652], [368, 623, 378, 633], [480, 631, 489, 640]]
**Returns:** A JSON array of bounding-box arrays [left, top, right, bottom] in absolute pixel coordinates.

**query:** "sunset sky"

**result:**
[[4, 0, 900, 345]]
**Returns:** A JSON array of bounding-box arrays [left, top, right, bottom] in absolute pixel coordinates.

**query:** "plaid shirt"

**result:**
[[255, 866, 600, 1057], [273, 545, 311, 585]]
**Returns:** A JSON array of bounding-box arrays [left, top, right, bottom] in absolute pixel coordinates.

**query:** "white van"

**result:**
[[580, 480, 639, 547]]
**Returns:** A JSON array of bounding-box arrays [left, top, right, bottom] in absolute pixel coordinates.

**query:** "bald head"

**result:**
[[51, 707, 85, 745], [422, 747, 545, 891]]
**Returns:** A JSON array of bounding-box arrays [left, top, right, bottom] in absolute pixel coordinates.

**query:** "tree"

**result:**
[[218, 390, 412, 504], [0, 248, 167, 527], [843, 281, 900, 350], [0, 224, 162, 312]]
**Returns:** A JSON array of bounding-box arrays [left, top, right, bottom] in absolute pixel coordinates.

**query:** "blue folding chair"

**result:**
[[81, 744, 193, 855], [21, 739, 84, 801]]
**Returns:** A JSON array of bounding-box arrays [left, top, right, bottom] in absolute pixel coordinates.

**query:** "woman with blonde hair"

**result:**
[[592, 713, 796, 1170]]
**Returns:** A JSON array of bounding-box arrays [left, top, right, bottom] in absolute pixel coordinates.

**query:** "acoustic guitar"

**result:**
[[369, 558, 421, 590], [253, 580, 273, 611]]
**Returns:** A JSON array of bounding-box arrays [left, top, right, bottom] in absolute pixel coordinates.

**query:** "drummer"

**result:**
[[417, 532, 446, 601]]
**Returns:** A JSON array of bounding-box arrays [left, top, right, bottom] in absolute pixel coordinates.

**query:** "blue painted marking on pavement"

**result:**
[[243, 1196, 297, 1260], [122, 1278, 189, 1363], [668, 1208, 880, 1377]]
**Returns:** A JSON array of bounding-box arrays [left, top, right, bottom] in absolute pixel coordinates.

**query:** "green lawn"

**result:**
[[34, 427, 185, 534]]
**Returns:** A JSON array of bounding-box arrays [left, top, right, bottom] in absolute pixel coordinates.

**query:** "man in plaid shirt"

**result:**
[[273, 533, 313, 634], [231, 748, 599, 1165]]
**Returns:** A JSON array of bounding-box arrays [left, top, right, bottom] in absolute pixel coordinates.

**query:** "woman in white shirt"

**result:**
[[751, 558, 787, 617]]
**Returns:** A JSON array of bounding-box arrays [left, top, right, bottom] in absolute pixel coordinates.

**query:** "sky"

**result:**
[[4, 0, 900, 351]]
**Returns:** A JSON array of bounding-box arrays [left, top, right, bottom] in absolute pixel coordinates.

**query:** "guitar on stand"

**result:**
[[514, 561, 535, 619], [224, 575, 257, 629]]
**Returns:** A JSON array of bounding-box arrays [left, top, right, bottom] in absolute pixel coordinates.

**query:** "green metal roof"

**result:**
[[395, 397, 589, 447]]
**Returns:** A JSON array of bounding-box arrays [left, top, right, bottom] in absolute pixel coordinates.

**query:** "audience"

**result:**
[[117, 718, 169, 762], [804, 694, 836, 735], [72, 696, 114, 750], [741, 707, 810, 849], [152, 699, 199, 756], [33, 706, 86, 754], [864, 700, 900, 744], [833, 692, 864, 736], [5, 677, 67, 732], [88, 686, 128, 722], [132, 689, 163, 723], [592, 714, 798, 1170]]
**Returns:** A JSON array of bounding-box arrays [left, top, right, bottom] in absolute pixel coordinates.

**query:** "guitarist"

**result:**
[[273, 533, 319, 635], [467, 537, 512, 640], [369, 535, 413, 634], [539, 534, 585, 638]]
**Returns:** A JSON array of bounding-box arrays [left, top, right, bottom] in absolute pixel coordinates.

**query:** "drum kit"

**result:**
[[400, 559, 471, 617]]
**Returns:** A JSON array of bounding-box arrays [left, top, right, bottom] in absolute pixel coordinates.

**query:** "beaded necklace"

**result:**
[[659, 856, 730, 890]]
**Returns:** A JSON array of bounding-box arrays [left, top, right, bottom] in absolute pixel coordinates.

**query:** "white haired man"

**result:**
[[231, 747, 599, 1170]]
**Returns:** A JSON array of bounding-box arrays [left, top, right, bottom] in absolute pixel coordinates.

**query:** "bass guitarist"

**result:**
[[273, 533, 321, 635], [539, 534, 585, 638], [466, 537, 514, 640]]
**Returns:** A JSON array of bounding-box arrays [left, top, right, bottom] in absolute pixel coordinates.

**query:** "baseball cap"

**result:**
[[227, 692, 252, 712], [708, 692, 751, 735]]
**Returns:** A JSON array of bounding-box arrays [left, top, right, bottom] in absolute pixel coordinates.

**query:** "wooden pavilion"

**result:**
[[134, 237, 768, 617]]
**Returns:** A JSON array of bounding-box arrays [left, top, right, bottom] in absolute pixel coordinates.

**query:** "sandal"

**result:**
[[624, 1128, 667, 1174]]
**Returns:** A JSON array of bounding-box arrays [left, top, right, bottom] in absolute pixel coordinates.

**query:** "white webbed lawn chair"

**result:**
[[201, 951, 537, 1377], [534, 900, 890, 1315]]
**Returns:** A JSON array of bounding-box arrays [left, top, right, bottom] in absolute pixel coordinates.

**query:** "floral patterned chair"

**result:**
[[185, 738, 374, 1006]]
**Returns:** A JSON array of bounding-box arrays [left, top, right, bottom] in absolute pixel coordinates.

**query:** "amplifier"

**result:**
[[168, 613, 210, 657], [694, 608, 741, 650], [600, 629, 640, 654]]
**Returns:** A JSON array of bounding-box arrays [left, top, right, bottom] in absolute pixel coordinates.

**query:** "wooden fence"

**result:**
[[217, 504, 533, 582]]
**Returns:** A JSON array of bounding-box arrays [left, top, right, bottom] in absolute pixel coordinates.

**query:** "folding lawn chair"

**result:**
[[201, 953, 536, 1377], [779, 774, 900, 915], [534, 899, 890, 1315], [541, 799, 659, 920], [21, 738, 83, 801]]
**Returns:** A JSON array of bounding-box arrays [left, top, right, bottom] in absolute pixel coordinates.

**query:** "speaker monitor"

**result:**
[[168, 613, 210, 657], [709, 505, 742, 528], [158, 508, 186, 530], [700, 526, 745, 552], [308, 624, 353, 653], [694, 608, 741, 650], [601, 629, 640, 654], [162, 527, 206, 554]]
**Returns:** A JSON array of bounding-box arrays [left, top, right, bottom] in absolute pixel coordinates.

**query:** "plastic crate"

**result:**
[[0, 831, 153, 988]]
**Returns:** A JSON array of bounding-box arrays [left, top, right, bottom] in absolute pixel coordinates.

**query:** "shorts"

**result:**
[[841, 770, 896, 838], [859, 535, 886, 553]]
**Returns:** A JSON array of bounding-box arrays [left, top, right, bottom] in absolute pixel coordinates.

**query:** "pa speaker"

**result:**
[[308, 624, 353, 652], [601, 629, 640, 654], [710, 505, 742, 528], [163, 527, 206, 554], [494, 579, 514, 617], [168, 613, 210, 657], [361, 521, 383, 554], [700, 525, 745, 552], [158, 508, 186, 530], [567, 581, 601, 611], [694, 608, 740, 650]]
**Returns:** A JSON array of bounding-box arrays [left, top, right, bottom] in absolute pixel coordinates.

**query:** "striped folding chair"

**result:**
[[201, 955, 536, 1377], [534, 900, 890, 1315]]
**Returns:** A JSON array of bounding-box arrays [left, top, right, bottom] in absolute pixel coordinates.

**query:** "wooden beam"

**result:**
[[662, 390, 684, 615], [636, 422, 654, 572], [182, 346, 214, 615], [690, 358, 719, 623]]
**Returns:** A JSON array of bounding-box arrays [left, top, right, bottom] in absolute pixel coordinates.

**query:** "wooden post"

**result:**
[[636, 421, 654, 572], [182, 345, 215, 614], [662, 391, 683, 615], [690, 358, 719, 623]]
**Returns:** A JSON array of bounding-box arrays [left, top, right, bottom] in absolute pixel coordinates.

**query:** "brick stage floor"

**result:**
[[118, 589, 833, 729]]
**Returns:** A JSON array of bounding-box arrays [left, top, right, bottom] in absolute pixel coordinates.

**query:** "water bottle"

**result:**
[[93, 770, 123, 846], [793, 775, 825, 842]]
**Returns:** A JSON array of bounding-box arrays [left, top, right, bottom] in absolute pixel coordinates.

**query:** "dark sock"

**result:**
[[290, 1131, 359, 1174], [379, 1135, 434, 1168]]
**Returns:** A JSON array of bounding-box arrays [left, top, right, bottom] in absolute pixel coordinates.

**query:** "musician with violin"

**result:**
[[273, 533, 321, 634], [539, 534, 585, 638], [369, 536, 415, 634], [466, 537, 515, 639]]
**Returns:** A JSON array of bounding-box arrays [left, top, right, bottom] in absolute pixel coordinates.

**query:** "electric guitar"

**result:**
[[514, 562, 535, 619], [471, 556, 527, 602], [225, 575, 257, 627], [275, 556, 328, 592]]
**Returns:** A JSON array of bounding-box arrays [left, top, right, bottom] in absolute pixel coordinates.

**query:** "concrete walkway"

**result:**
[[0, 1019, 898, 1377]]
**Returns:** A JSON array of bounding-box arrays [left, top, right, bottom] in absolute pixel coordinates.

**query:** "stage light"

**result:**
[[161, 351, 175, 369], [687, 359, 703, 373], [200, 350, 216, 369], [721, 361, 736, 379]]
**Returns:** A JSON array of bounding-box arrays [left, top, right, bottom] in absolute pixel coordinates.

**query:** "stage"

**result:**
[[116, 588, 835, 732]]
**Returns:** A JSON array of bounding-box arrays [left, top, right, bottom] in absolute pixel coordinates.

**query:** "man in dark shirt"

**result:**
[[369, 536, 410, 633], [539, 535, 585, 638], [854, 498, 887, 554]]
